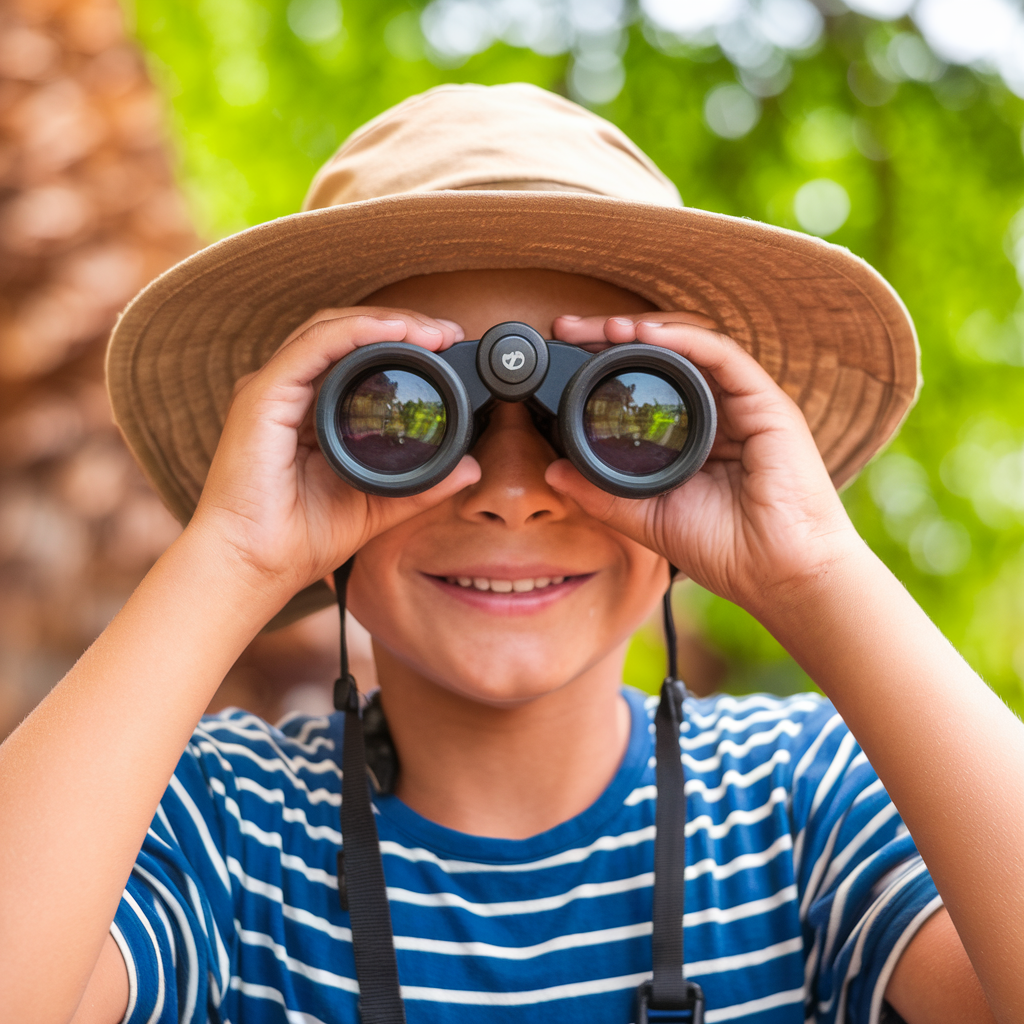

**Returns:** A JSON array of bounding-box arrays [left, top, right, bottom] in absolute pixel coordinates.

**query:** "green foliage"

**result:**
[[129, 0, 1024, 715]]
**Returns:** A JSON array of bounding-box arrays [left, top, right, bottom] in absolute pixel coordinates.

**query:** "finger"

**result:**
[[233, 316, 403, 417], [434, 318, 466, 344], [352, 305, 464, 350], [234, 310, 465, 441], [549, 314, 625, 354], [551, 314, 613, 345], [260, 313, 428, 394], [363, 456, 482, 538], [552, 311, 717, 345], [228, 316, 414, 436], [554, 315, 795, 431], [277, 307, 464, 356], [708, 435, 744, 461], [231, 370, 258, 398], [544, 459, 655, 548], [632, 320, 784, 402]]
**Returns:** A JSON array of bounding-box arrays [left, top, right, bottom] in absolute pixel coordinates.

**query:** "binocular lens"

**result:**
[[583, 372, 689, 476], [339, 369, 447, 473]]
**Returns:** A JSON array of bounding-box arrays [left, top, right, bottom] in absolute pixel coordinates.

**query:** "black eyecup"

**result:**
[[476, 322, 549, 401], [315, 342, 474, 497], [558, 345, 717, 499]]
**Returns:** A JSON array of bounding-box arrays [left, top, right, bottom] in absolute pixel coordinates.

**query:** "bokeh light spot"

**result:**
[[703, 83, 760, 138], [793, 178, 850, 236], [287, 0, 343, 44]]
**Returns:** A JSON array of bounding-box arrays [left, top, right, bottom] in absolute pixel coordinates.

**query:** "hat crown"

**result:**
[[303, 82, 683, 210]]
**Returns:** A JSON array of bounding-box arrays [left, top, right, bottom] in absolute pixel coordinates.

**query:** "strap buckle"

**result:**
[[635, 980, 705, 1024]]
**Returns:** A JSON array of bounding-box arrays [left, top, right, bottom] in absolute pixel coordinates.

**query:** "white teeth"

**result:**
[[449, 575, 569, 592]]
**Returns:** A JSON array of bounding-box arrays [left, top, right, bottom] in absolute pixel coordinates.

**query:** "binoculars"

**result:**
[[316, 321, 716, 499]]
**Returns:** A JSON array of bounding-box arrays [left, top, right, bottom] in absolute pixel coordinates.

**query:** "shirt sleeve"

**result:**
[[789, 701, 943, 1024], [111, 717, 241, 1024]]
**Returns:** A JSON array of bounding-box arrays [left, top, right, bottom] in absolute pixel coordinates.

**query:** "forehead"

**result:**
[[360, 268, 657, 339]]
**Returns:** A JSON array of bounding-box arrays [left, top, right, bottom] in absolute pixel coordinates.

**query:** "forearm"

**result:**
[[751, 544, 1024, 1024], [0, 527, 286, 1024]]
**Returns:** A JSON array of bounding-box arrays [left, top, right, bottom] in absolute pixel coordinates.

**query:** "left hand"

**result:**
[[546, 313, 866, 611]]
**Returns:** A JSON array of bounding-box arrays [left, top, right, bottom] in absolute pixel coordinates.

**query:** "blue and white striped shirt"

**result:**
[[113, 688, 940, 1024]]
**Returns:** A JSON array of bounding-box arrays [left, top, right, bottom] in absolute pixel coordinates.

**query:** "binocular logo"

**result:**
[[501, 350, 526, 372]]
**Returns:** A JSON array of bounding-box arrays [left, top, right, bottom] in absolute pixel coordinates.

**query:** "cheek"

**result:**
[[346, 520, 423, 630]]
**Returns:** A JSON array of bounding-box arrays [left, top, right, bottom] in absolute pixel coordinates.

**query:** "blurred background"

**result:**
[[3, 0, 1024, 738]]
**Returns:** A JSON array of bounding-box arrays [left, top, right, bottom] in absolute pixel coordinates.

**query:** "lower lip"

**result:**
[[425, 574, 593, 615]]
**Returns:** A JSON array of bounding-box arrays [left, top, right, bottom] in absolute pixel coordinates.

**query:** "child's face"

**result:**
[[345, 269, 670, 707]]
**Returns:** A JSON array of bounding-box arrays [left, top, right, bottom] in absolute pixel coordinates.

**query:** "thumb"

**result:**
[[364, 456, 482, 535], [545, 459, 657, 549]]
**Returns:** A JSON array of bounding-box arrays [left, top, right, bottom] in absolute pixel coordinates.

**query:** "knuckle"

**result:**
[[232, 371, 258, 397]]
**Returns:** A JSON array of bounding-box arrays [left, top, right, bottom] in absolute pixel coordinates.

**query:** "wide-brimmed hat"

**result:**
[[106, 82, 920, 629]]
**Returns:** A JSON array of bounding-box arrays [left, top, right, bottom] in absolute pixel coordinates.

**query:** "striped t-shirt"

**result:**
[[113, 688, 940, 1024]]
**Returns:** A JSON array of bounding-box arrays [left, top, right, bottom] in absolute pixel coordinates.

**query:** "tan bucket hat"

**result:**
[[106, 82, 920, 628]]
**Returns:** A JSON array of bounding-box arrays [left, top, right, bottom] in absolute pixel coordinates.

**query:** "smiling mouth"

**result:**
[[425, 572, 592, 613], [443, 575, 566, 594], [426, 572, 595, 595]]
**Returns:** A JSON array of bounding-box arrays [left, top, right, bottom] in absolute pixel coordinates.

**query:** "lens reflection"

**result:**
[[340, 369, 446, 472], [583, 372, 689, 475]]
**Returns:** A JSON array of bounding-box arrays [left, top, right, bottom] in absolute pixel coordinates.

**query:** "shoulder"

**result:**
[[670, 690, 847, 797], [680, 690, 838, 757], [683, 689, 833, 729], [178, 708, 343, 797], [148, 709, 345, 874]]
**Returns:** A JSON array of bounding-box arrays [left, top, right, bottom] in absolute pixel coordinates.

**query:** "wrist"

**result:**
[[741, 531, 881, 636], [163, 521, 299, 630]]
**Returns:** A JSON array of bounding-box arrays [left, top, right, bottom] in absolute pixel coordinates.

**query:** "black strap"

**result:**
[[333, 559, 407, 1024], [635, 564, 705, 1023], [662, 565, 679, 686], [332, 557, 356, 711], [651, 676, 686, 1003]]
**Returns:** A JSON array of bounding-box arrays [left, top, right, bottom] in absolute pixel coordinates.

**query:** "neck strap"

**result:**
[[331, 559, 702, 1024], [333, 558, 406, 1024]]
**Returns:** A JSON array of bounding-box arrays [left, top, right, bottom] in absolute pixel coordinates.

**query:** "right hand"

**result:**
[[189, 308, 480, 602], [546, 314, 861, 614]]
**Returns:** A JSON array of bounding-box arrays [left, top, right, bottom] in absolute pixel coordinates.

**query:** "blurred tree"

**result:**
[[0, 0, 375, 739], [0, 0, 195, 736], [125, 0, 1024, 715]]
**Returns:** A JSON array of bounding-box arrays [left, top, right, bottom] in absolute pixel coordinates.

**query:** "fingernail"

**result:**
[[560, 314, 582, 321], [379, 319, 405, 327], [638, 320, 666, 328], [436, 318, 465, 340], [610, 317, 634, 326], [421, 325, 442, 335]]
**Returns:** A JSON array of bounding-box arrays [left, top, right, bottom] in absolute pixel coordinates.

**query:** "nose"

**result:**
[[456, 403, 572, 528]]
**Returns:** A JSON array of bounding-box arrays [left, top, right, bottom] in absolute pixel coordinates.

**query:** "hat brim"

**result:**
[[106, 190, 920, 629]]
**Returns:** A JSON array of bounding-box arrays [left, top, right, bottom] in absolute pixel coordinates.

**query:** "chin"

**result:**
[[444, 674, 566, 708], [415, 644, 585, 707]]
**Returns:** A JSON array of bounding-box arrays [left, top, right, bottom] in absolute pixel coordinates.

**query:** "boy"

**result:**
[[0, 84, 1021, 1024]]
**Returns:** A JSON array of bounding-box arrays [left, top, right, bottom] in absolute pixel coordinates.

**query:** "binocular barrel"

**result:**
[[316, 322, 716, 499]]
